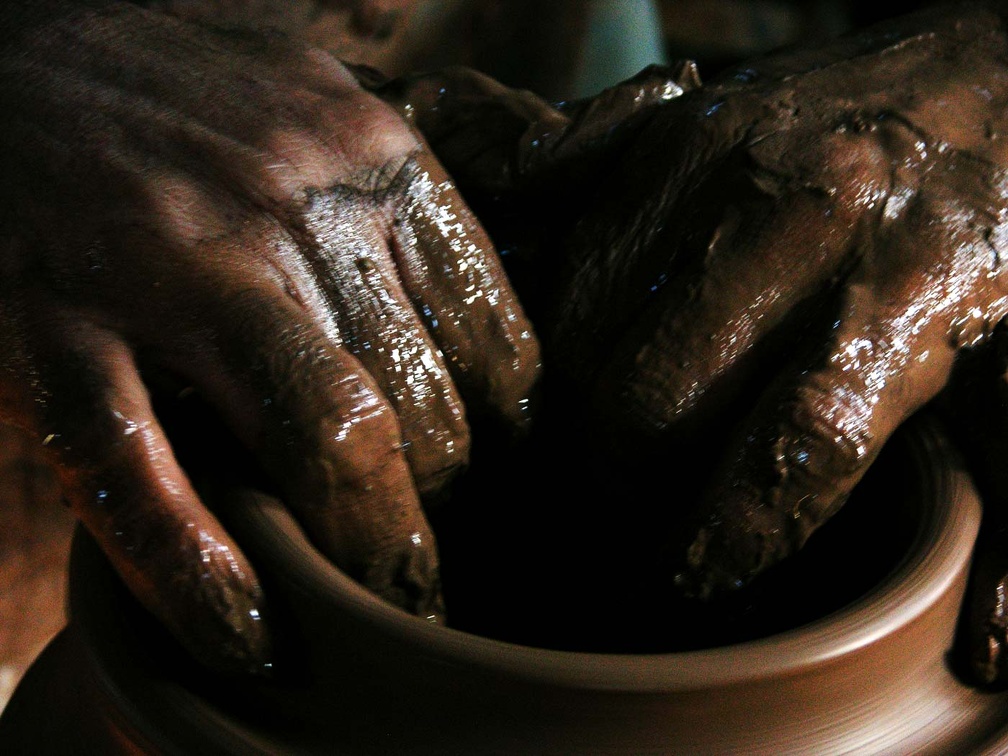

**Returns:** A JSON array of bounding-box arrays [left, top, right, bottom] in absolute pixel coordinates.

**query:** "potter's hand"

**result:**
[[365, 58, 702, 324], [0, 0, 539, 675], [566, 2, 1008, 611], [378, 3, 1008, 681], [547, 3, 1008, 612]]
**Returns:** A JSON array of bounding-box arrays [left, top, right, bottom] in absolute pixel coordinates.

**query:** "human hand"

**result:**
[[0, 0, 539, 675], [374, 1, 1008, 683], [561, 0, 1008, 607]]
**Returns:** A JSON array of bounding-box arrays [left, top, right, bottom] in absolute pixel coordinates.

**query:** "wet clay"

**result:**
[[378, 2, 1008, 683]]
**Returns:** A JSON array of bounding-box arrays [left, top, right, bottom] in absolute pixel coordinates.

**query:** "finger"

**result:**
[[544, 61, 702, 172], [388, 152, 541, 430], [560, 107, 906, 443], [15, 79, 474, 501], [291, 173, 474, 496], [368, 65, 568, 194], [675, 266, 961, 599], [955, 512, 1008, 689], [587, 189, 855, 449], [385, 63, 701, 193], [231, 51, 545, 434], [370, 64, 693, 393], [370, 62, 697, 195], [0, 306, 271, 676], [145, 250, 445, 620]]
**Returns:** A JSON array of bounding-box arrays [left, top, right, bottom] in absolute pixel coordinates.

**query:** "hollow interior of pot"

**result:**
[[418, 414, 930, 654], [136, 369, 950, 662], [146, 400, 950, 664], [62, 408, 986, 755]]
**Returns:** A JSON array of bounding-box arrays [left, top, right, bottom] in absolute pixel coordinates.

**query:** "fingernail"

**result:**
[[367, 534, 446, 624], [159, 533, 275, 678]]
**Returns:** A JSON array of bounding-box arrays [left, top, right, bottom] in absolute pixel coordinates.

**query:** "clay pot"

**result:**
[[65, 413, 1008, 754]]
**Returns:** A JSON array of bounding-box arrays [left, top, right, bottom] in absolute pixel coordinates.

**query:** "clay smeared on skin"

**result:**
[[0, 0, 544, 675], [542, 4, 1008, 598], [391, 4, 1008, 610], [343, 4, 1008, 687]]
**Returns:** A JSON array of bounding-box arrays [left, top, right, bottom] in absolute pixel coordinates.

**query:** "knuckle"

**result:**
[[42, 396, 148, 472], [308, 390, 405, 496], [260, 126, 339, 203], [774, 380, 873, 484], [253, 327, 407, 495]]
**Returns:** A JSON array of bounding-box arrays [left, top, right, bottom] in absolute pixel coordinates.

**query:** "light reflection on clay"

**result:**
[[298, 177, 467, 482]]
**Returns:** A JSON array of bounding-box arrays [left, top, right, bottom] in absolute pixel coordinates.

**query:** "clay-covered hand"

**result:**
[[375, 2, 1008, 681], [551, 0, 1008, 608], [0, 0, 539, 675]]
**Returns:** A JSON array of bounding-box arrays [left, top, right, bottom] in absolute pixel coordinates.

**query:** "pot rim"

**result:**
[[233, 412, 980, 693]]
